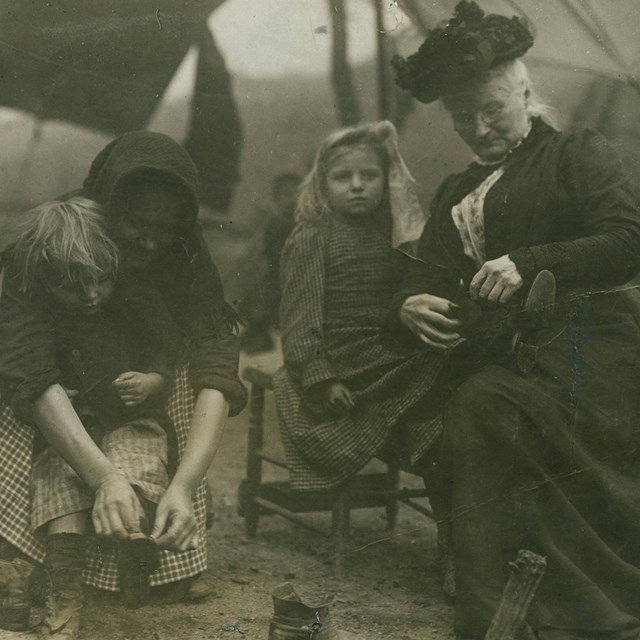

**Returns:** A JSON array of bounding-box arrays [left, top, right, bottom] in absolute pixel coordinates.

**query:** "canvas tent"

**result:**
[[0, 0, 241, 212], [0, 1, 638, 291]]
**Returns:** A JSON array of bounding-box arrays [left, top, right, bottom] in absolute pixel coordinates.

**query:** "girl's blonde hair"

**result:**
[[296, 122, 392, 225], [12, 196, 119, 294]]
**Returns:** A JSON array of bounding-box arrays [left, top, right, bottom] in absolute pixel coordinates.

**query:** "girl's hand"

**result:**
[[113, 372, 166, 406], [307, 380, 355, 417], [324, 382, 354, 417], [469, 255, 523, 304]]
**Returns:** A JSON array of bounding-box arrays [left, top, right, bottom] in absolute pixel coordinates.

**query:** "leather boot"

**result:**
[[118, 533, 158, 609], [0, 556, 33, 631], [118, 491, 159, 609], [268, 582, 359, 640], [39, 533, 85, 640]]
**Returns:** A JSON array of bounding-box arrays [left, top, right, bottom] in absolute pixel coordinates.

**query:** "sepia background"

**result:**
[[0, 1, 639, 638]]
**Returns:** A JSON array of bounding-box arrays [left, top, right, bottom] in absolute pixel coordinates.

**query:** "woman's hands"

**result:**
[[92, 473, 198, 551], [399, 257, 523, 347], [113, 372, 167, 406], [307, 380, 354, 417], [470, 255, 523, 304], [400, 293, 469, 349], [92, 472, 144, 539], [151, 483, 199, 552], [147, 388, 229, 552]]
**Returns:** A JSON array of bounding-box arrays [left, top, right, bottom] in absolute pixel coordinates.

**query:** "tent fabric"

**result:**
[[0, 0, 241, 210], [395, 1, 640, 193], [398, 0, 640, 81]]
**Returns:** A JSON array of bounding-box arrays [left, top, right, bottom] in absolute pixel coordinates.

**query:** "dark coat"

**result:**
[[399, 119, 640, 638], [0, 265, 179, 426], [397, 118, 640, 302]]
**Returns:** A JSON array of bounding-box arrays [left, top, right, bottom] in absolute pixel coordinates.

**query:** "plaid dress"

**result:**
[[274, 216, 446, 491], [0, 368, 207, 590]]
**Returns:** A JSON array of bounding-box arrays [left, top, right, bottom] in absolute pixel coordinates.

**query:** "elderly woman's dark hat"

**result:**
[[393, 0, 534, 103]]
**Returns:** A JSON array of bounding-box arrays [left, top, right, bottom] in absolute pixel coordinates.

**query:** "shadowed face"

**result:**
[[445, 72, 530, 162], [325, 146, 385, 219], [274, 181, 301, 218], [48, 277, 114, 315], [109, 182, 191, 271]]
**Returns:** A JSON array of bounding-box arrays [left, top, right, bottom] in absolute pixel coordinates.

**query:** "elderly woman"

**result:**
[[393, 2, 640, 639], [0, 132, 247, 631]]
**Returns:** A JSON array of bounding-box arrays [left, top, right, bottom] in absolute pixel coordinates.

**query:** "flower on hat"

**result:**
[[393, 0, 534, 103]]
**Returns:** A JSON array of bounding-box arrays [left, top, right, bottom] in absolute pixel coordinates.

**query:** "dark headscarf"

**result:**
[[83, 130, 241, 335], [83, 130, 200, 230]]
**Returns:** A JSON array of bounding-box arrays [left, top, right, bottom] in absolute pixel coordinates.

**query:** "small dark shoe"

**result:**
[[512, 270, 556, 373], [118, 534, 158, 609]]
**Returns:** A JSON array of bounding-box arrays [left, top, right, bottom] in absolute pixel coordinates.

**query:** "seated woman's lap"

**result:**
[[443, 362, 640, 635]]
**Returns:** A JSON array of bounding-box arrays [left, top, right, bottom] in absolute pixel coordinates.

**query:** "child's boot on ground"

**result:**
[[269, 582, 359, 639], [0, 556, 34, 631], [39, 533, 85, 640]]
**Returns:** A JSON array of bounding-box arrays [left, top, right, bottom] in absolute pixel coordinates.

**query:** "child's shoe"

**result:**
[[268, 582, 360, 639], [39, 586, 83, 640], [39, 533, 85, 640], [118, 533, 158, 609], [0, 557, 33, 631], [511, 270, 556, 373]]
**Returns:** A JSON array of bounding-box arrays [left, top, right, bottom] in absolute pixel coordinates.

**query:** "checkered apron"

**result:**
[[0, 368, 207, 590]]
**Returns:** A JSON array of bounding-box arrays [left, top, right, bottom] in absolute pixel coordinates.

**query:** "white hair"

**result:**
[[487, 59, 559, 129], [441, 58, 559, 130]]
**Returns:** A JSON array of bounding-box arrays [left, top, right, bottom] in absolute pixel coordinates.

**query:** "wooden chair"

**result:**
[[238, 366, 434, 576]]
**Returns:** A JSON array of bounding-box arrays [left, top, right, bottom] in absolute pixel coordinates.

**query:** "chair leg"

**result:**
[[242, 382, 266, 538], [385, 466, 400, 530], [331, 490, 350, 578]]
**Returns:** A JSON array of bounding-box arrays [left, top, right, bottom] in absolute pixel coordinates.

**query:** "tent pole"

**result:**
[[374, 0, 395, 121], [329, 0, 361, 125]]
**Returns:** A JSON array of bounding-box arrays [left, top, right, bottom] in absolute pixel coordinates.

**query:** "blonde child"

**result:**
[[0, 197, 181, 639], [274, 121, 448, 496]]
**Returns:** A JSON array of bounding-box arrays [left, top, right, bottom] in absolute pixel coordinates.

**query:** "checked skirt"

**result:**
[[0, 367, 207, 590]]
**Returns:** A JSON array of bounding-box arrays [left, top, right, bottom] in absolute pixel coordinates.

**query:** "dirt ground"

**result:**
[[1, 347, 454, 640]]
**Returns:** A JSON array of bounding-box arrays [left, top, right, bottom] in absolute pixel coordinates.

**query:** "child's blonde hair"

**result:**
[[12, 197, 119, 294], [296, 122, 393, 225]]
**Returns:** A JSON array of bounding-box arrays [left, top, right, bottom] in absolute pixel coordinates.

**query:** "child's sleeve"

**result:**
[[279, 224, 335, 390], [0, 258, 61, 423]]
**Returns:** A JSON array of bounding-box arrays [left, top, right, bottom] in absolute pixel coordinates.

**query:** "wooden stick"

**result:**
[[485, 549, 546, 640]]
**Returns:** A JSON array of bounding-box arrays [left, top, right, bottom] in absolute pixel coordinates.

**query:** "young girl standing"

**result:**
[[274, 121, 448, 495]]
